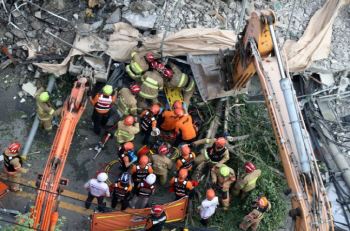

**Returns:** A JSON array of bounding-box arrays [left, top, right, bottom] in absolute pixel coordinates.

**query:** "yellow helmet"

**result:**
[[39, 92, 50, 102], [103, 85, 113, 96]]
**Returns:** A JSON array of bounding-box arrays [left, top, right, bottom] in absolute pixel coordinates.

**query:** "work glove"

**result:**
[[182, 102, 187, 109], [211, 182, 216, 189], [190, 143, 196, 149], [137, 41, 143, 48], [20, 155, 26, 162], [87, 90, 92, 96], [41, 84, 46, 89]]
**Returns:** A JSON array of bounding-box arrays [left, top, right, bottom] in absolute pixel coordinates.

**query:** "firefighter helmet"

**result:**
[[174, 108, 184, 117], [215, 137, 226, 149], [130, 85, 141, 94], [39, 91, 50, 102], [150, 104, 160, 114], [123, 142, 134, 151], [258, 196, 268, 207], [181, 145, 190, 156], [145, 174, 156, 185], [172, 100, 183, 109], [206, 188, 215, 200], [97, 172, 108, 182], [163, 69, 174, 79], [8, 143, 20, 154], [103, 85, 113, 95], [145, 53, 155, 63], [158, 145, 168, 155], [245, 162, 256, 173], [151, 205, 163, 216], [178, 168, 188, 180], [156, 63, 165, 73], [124, 116, 134, 126], [139, 155, 149, 167], [150, 61, 159, 69], [220, 166, 230, 177]]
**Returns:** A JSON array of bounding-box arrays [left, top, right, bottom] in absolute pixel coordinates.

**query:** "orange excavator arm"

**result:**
[[219, 9, 333, 231], [30, 78, 88, 230]]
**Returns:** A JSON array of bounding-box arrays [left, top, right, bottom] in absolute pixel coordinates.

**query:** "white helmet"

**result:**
[[97, 172, 108, 182], [145, 174, 156, 185]]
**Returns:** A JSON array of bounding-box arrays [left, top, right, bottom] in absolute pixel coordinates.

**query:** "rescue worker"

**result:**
[[164, 61, 196, 106], [144, 205, 168, 231], [111, 172, 132, 210], [137, 68, 164, 112], [114, 116, 140, 144], [3, 143, 29, 192], [89, 85, 118, 135], [117, 142, 136, 173], [172, 107, 197, 148], [192, 137, 229, 171], [84, 172, 110, 212], [129, 174, 156, 209], [159, 108, 182, 132], [197, 189, 219, 227], [175, 145, 196, 177], [116, 85, 140, 120], [169, 169, 194, 200], [232, 162, 261, 201], [150, 145, 173, 186], [211, 164, 235, 210], [34, 85, 62, 131], [130, 155, 153, 190], [125, 41, 154, 85], [237, 196, 271, 230], [140, 105, 160, 145]]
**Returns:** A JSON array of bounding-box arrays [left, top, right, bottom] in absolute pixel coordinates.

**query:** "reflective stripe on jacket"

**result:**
[[95, 94, 112, 112]]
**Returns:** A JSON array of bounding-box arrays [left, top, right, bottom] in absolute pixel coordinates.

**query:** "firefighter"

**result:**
[[34, 85, 62, 131], [172, 107, 197, 148], [164, 61, 196, 106], [211, 164, 235, 210], [129, 174, 156, 209], [169, 169, 194, 200], [125, 41, 154, 85], [150, 145, 173, 186], [130, 155, 153, 190], [3, 143, 29, 192], [197, 189, 219, 227], [84, 172, 110, 212], [232, 162, 261, 201], [192, 137, 229, 172], [89, 85, 118, 135], [140, 105, 160, 145], [114, 116, 140, 144], [111, 172, 132, 210], [175, 145, 196, 178], [144, 205, 168, 231], [117, 142, 136, 173], [137, 67, 164, 112], [237, 196, 271, 230], [117, 85, 140, 120]]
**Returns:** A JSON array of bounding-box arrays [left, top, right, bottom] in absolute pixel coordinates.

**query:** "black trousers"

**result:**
[[111, 197, 128, 210], [85, 192, 105, 212], [172, 135, 196, 149], [200, 218, 209, 226], [141, 128, 152, 145], [92, 109, 111, 135]]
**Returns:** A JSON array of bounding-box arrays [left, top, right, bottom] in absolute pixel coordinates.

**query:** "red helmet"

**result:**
[[206, 188, 215, 200], [245, 162, 256, 173], [174, 108, 184, 117], [139, 155, 149, 167], [156, 63, 165, 73], [8, 142, 20, 154], [150, 105, 160, 114], [181, 145, 190, 156], [124, 116, 134, 126], [158, 145, 168, 155], [130, 85, 141, 94], [172, 100, 183, 109], [124, 142, 134, 151], [151, 61, 159, 69], [179, 168, 188, 180], [215, 137, 226, 149], [145, 53, 155, 63], [151, 205, 163, 216], [163, 69, 174, 79]]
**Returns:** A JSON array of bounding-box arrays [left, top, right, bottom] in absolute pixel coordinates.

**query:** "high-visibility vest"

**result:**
[[95, 94, 112, 112], [137, 181, 155, 198], [174, 178, 187, 197], [133, 165, 149, 182]]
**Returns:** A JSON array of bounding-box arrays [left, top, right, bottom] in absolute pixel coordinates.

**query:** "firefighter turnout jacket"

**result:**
[[117, 88, 138, 116], [114, 120, 140, 143], [169, 177, 193, 197], [3, 148, 27, 174], [130, 164, 153, 183], [160, 110, 179, 131], [136, 181, 156, 198], [240, 201, 271, 230], [144, 211, 168, 231], [150, 154, 173, 175], [175, 152, 196, 171], [34, 87, 62, 121], [211, 164, 235, 189], [113, 182, 132, 200], [139, 70, 164, 99], [194, 138, 229, 165], [126, 47, 149, 84], [234, 169, 261, 192], [166, 62, 195, 91]]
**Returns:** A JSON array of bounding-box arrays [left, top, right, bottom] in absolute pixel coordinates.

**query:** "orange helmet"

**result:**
[[174, 108, 184, 117], [181, 145, 190, 156], [158, 145, 168, 155], [139, 155, 149, 167], [172, 100, 183, 109], [130, 85, 141, 94], [124, 116, 134, 126], [206, 188, 215, 200], [8, 142, 20, 154], [215, 137, 226, 149], [150, 105, 160, 114], [245, 162, 256, 173], [178, 168, 188, 180], [123, 142, 134, 151], [258, 196, 268, 207], [145, 53, 155, 63]]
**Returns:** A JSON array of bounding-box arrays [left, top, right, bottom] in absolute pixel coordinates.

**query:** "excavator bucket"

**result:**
[[186, 53, 249, 102]]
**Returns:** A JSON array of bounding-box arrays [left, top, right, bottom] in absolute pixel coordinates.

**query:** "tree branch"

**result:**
[[263, 136, 280, 163]]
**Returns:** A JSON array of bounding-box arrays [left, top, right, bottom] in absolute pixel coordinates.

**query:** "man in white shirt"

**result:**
[[84, 172, 110, 212], [197, 188, 219, 226]]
